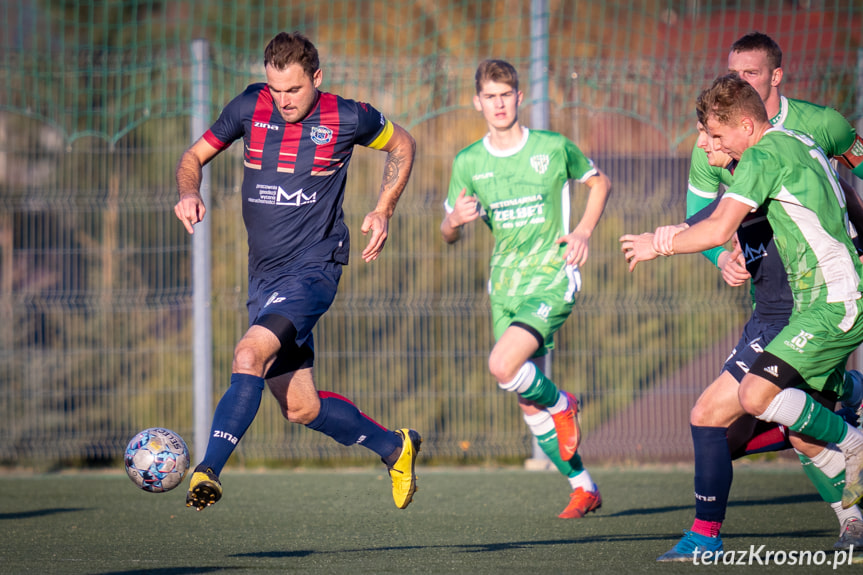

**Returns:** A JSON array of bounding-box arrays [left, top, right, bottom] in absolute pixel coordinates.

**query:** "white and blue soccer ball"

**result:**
[[124, 427, 190, 493]]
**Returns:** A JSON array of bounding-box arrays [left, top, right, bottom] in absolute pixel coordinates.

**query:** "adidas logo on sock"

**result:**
[[764, 365, 779, 378]]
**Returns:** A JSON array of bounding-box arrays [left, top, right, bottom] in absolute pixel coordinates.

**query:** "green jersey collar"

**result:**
[[770, 95, 788, 126]]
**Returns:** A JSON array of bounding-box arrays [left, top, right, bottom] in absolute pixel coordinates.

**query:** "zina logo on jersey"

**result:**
[[310, 126, 333, 145], [530, 154, 549, 174], [253, 121, 279, 131]]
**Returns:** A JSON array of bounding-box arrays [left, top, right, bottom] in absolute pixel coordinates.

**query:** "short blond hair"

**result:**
[[475, 59, 518, 94], [696, 73, 768, 127]]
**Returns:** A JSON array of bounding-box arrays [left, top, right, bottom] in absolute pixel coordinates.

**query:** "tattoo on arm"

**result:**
[[382, 153, 402, 189]]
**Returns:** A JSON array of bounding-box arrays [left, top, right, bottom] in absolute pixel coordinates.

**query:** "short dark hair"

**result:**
[[697, 73, 768, 127], [730, 32, 782, 70], [264, 32, 320, 79], [475, 59, 518, 94]]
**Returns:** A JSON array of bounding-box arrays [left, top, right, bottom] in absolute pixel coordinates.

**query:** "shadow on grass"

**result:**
[[0, 508, 87, 520], [603, 492, 821, 517], [231, 526, 832, 560], [97, 569, 244, 575]]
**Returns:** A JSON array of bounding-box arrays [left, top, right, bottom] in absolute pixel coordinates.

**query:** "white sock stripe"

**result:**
[[568, 469, 594, 491], [523, 410, 555, 436], [760, 388, 809, 426], [498, 362, 535, 394], [810, 444, 846, 478]]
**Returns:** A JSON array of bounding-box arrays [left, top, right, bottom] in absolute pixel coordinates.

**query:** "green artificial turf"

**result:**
[[0, 465, 858, 574]]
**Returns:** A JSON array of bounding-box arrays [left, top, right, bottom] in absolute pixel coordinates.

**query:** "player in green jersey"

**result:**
[[441, 59, 611, 518], [688, 32, 863, 269], [622, 74, 863, 525], [643, 32, 863, 560]]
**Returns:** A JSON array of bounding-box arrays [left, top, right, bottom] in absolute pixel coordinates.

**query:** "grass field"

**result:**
[[1, 463, 859, 574]]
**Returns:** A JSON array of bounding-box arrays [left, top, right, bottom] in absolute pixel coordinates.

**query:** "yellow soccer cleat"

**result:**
[[386, 429, 422, 509], [185, 465, 222, 511]]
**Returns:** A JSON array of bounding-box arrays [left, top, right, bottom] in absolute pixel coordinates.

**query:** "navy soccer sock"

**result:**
[[306, 391, 400, 459], [692, 424, 733, 524], [199, 373, 265, 476]]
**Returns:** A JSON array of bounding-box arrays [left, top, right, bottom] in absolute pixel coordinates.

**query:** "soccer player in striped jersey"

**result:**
[[174, 32, 420, 512], [441, 59, 611, 518], [622, 74, 863, 558]]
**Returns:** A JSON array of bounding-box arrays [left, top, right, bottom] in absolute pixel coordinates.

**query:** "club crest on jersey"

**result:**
[[530, 154, 549, 174], [310, 126, 333, 145]]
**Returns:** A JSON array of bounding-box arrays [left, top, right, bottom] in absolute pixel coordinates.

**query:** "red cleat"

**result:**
[[551, 391, 581, 461], [558, 486, 602, 519]]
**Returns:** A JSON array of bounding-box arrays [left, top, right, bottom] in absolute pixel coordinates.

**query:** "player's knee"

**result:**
[[488, 353, 516, 383], [689, 401, 712, 426], [232, 342, 264, 375], [737, 382, 769, 417]]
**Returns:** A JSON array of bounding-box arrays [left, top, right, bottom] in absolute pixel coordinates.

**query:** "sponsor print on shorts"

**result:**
[[784, 330, 814, 354], [533, 302, 552, 323]]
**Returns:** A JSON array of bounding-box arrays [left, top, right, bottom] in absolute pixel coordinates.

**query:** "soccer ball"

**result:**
[[124, 427, 190, 493]]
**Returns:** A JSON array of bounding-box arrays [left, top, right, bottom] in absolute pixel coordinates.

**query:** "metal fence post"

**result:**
[[191, 38, 213, 462], [527, 0, 553, 469]]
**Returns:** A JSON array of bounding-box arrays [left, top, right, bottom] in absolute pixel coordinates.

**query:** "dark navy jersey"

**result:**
[[686, 166, 794, 322], [203, 84, 390, 275]]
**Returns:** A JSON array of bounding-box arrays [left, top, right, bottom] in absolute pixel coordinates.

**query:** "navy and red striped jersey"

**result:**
[[203, 83, 389, 274]]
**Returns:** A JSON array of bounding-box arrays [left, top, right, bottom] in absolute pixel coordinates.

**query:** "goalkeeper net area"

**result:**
[[1, 0, 861, 466]]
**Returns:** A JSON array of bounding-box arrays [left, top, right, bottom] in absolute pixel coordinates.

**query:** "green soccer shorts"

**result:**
[[761, 298, 863, 394]]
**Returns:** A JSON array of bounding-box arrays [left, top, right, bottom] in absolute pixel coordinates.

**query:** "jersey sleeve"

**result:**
[[686, 144, 724, 266], [687, 144, 721, 218], [563, 138, 598, 182], [723, 146, 778, 209], [351, 101, 391, 149], [811, 106, 857, 159], [445, 152, 474, 213], [684, 195, 720, 226], [203, 87, 255, 151]]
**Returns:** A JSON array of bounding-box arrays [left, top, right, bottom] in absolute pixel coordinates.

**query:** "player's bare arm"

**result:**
[[361, 122, 416, 262], [174, 137, 220, 235], [652, 223, 689, 255], [669, 197, 751, 256], [440, 188, 480, 244], [554, 169, 611, 266]]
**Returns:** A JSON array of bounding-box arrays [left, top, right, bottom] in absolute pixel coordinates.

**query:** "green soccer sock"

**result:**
[[797, 450, 843, 504], [518, 364, 561, 407], [524, 410, 582, 478], [771, 389, 848, 444], [800, 446, 863, 528], [536, 428, 582, 478]]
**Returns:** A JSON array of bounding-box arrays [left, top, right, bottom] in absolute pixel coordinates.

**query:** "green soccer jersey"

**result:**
[[724, 127, 863, 312], [687, 95, 858, 266], [446, 128, 597, 300]]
